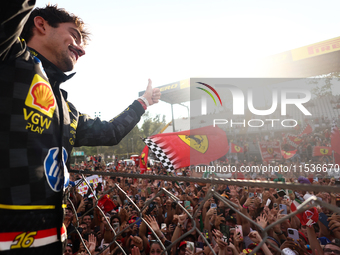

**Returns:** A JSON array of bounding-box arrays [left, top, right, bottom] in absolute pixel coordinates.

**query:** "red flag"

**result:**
[[281, 150, 297, 159], [97, 194, 115, 213], [299, 124, 312, 136], [145, 126, 228, 169], [291, 200, 319, 227], [230, 143, 243, 153], [331, 126, 340, 155], [286, 134, 303, 148], [139, 145, 149, 174], [312, 146, 332, 156], [258, 140, 282, 161]]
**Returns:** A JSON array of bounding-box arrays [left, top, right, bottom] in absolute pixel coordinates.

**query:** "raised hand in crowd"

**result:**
[[130, 246, 141, 255], [248, 231, 273, 255], [144, 215, 165, 242], [280, 237, 309, 255], [233, 231, 242, 253], [256, 213, 268, 229], [87, 234, 97, 255], [329, 213, 340, 239]]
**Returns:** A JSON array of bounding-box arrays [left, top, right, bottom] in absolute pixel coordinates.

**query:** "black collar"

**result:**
[[28, 47, 75, 88]]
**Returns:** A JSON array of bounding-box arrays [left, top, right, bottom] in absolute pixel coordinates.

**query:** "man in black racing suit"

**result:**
[[0, 1, 161, 254]]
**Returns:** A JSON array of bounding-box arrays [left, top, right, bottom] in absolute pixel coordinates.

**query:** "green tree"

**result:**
[[72, 111, 167, 162], [140, 112, 167, 137]]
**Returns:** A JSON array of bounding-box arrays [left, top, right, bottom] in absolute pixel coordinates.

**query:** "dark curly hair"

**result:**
[[21, 4, 90, 45]]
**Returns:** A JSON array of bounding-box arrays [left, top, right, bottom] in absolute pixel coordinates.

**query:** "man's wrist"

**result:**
[[138, 96, 150, 108], [137, 98, 147, 110]]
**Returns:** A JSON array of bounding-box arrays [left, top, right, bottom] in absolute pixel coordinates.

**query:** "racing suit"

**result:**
[[0, 1, 145, 254]]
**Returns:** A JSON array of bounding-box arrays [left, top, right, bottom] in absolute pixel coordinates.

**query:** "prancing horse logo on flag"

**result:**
[[320, 148, 329, 155], [141, 152, 146, 165], [234, 145, 241, 152], [178, 135, 208, 153]]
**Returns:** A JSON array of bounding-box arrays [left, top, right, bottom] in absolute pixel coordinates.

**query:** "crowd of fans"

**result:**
[[226, 122, 337, 168], [66, 157, 340, 255], [62, 123, 340, 255]]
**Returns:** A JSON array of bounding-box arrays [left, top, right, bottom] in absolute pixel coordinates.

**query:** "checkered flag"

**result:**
[[143, 138, 175, 172], [298, 123, 312, 136], [286, 134, 299, 148]]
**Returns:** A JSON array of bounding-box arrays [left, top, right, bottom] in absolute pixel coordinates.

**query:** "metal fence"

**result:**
[[67, 170, 340, 255]]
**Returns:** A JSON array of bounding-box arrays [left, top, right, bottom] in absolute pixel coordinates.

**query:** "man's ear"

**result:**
[[33, 16, 48, 35]]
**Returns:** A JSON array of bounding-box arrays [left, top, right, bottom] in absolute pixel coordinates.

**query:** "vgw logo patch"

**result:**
[[44, 147, 69, 192]]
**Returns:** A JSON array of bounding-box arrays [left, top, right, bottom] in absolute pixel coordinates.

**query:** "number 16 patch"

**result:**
[[0, 226, 66, 250]]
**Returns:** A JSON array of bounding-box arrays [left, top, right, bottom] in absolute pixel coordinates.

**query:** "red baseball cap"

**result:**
[[179, 241, 187, 249]]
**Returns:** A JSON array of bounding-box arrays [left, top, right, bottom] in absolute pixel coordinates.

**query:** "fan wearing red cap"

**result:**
[[178, 241, 188, 255], [97, 194, 115, 214]]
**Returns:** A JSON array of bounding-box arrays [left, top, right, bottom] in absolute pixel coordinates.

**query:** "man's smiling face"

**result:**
[[44, 22, 85, 72]]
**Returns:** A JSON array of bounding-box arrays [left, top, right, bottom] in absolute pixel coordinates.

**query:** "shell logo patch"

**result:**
[[31, 83, 54, 111], [25, 74, 56, 118], [178, 135, 208, 153]]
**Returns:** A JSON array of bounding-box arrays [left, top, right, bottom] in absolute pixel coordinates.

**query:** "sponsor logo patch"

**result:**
[[44, 147, 70, 192], [25, 74, 56, 118]]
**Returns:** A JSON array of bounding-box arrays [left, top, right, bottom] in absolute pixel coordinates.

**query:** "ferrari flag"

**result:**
[[230, 143, 243, 153], [312, 146, 332, 156], [143, 126, 229, 170], [259, 140, 282, 161], [139, 145, 149, 174], [286, 134, 303, 148], [299, 124, 313, 136], [281, 150, 297, 159]]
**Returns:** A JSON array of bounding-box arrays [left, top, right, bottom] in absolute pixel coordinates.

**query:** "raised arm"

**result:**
[[73, 80, 161, 147], [0, 0, 35, 61]]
